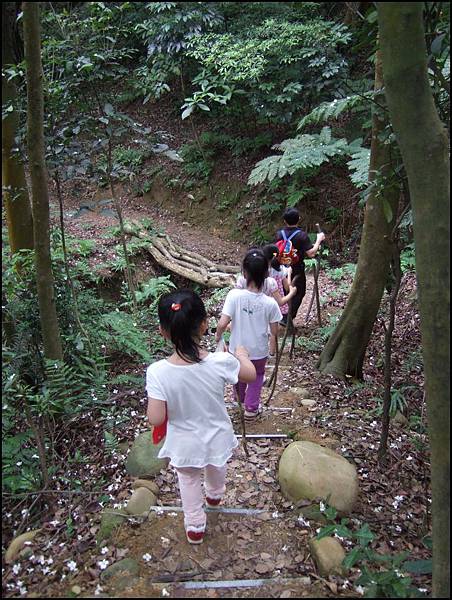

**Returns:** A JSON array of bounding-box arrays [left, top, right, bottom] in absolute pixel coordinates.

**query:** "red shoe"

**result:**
[[186, 529, 204, 544], [206, 497, 221, 507]]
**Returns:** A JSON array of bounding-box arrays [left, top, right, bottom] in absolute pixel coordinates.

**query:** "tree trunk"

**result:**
[[317, 50, 400, 378], [377, 4, 450, 597], [23, 2, 63, 360], [2, 2, 34, 253]]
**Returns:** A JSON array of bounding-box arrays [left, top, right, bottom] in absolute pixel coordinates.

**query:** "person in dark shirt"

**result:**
[[275, 208, 325, 324]]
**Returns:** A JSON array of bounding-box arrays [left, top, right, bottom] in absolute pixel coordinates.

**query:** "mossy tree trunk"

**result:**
[[317, 50, 400, 378], [23, 2, 63, 360], [378, 4, 450, 597], [2, 2, 34, 253]]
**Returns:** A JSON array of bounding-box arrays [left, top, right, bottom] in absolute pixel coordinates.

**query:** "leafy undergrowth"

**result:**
[[2, 252, 430, 598]]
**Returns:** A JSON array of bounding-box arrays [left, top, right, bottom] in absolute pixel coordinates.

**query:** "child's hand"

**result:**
[[288, 285, 297, 298], [317, 232, 326, 243]]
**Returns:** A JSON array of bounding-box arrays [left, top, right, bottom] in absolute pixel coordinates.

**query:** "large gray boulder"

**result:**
[[125, 432, 167, 477], [278, 441, 358, 514]]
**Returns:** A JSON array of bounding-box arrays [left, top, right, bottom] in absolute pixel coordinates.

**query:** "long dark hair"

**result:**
[[262, 244, 280, 271], [242, 250, 268, 290], [158, 289, 207, 363]]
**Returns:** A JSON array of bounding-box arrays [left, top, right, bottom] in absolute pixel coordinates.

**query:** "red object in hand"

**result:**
[[152, 406, 168, 444]]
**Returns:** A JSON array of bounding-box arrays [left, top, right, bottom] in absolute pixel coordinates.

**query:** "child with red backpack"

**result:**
[[275, 208, 325, 324]]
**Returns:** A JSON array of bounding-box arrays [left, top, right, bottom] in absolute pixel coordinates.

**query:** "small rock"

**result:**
[[97, 511, 127, 544], [125, 488, 156, 515], [182, 222, 190, 226], [392, 411, 409, 426], [125, 433, 167, 477], [300, 399, 316, 408], [5, 529, 41, 563], [101, 558, 140, 581], [71, 585, 82, 595], [290, 386, 311, 399], [98, 198, 114, 206], [132, 479, 159, 495], [163, 149, 183, 162], [150, 143, 170, 154], [309, 536, 345, 577]]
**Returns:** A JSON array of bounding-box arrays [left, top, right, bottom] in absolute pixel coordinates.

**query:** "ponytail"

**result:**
[[158, 289, 207, 363], [242, 250, 268, 290]]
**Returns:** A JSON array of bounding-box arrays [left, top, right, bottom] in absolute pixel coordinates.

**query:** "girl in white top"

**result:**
[[146, 289, 255, 544], [216, 251, 282, 420]]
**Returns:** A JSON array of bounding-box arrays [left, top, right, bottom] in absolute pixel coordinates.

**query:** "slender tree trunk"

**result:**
[[317, 50, 400, 378], [2, 2, 34, 253], [378, 4, 450, 597], [378, 242, 402, 460], [23, 2, 63, 360]]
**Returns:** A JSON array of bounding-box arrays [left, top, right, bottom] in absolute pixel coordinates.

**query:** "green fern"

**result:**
[[103, 310, 152, 361], [248, 127, 349, 185], [297, 92, 373, 131], [347, 147, 371, 189], [134, 276, 175, 305]]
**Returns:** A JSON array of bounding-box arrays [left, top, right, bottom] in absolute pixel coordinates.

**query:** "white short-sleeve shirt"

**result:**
[[236, 274, 278, 296], [221, 288, 282, 360], [146, 352, 240, 468]]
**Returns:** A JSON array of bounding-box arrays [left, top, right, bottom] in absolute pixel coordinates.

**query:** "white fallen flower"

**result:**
[[100, 547, 109, 555], [97, 559, 109, 570], [66, 560, 77, 572], [142, 553, 152, 562], [161, 588, 170, 597], [355, 585, 365, 595]]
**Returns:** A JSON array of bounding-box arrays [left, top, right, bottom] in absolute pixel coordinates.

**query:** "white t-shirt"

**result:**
[[221, 289, 282, 360], [269, 265, 290, 281], [236, 274, 278, 296], [145, 352, 240, 468]]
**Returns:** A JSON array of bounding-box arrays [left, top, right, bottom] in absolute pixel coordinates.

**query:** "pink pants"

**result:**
[[175, 464, 227, 532]]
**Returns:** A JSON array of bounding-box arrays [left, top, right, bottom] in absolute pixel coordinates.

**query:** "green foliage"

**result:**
[[298, 92, 373, 130], [248, 127, 349, 185], [347, 146, 371, 189], [134, 276, 176, 305], [400, 243, 416, 272], [326, 263, 357, 281], [186, 16, 352, 124], [316, 503, 429, 598], [102, 311, 152, 362]]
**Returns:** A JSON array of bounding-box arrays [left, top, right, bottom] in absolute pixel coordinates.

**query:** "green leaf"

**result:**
[[104, 103, 114, 115], [197, 103, 210, 111], [402, 559, 432, 575], [343, 546, 362, 569], [382, 198, 393, 223], [181, 105, 194, 119], [355, 523, 375, 547]]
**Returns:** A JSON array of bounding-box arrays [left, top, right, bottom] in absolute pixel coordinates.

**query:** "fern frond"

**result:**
[[248, 127, 349, 185], [347, 147, 371, 189], [297, 92, 373, 131]]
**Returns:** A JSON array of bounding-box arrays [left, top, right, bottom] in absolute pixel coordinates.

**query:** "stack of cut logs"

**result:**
[[127, 224, 239, 288]]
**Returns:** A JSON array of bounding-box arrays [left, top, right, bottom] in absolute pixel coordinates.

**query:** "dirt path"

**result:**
[[83, 346, 346, 599]]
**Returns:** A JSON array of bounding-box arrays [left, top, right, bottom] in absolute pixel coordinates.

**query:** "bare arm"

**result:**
[[215, 313, 231, 342], [147, 397, 166, 426], [234, 345, 256, 383], [305, 232, 325, 259], [270, 322, 279, 337], [272, 285, 297, 306]]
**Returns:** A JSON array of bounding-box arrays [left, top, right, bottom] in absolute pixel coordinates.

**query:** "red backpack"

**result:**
[[276, 229, 300, 266]]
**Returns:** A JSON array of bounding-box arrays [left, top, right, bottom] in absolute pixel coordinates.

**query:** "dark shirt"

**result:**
[[276, 226, 313, 270]]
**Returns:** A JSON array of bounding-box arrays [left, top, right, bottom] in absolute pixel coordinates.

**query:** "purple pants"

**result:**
[[235, 357, 267, 412]]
